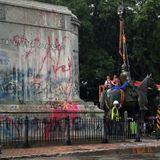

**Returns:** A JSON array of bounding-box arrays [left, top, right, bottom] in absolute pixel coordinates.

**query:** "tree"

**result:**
[[127, 0, 160, 81]]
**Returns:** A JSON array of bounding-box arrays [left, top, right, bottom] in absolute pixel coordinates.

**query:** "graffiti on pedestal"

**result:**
[[0, 30, 77, 103]]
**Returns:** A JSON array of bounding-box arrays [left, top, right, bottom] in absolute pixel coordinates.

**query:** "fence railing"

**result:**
[[0, 112, 158, 148]]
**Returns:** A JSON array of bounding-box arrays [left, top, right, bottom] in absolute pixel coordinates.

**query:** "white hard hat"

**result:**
[[113, 100, 119, 105]]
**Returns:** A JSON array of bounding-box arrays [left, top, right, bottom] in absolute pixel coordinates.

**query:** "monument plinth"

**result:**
[[0, 0, 79, 103], [0, 0, 102, 114]]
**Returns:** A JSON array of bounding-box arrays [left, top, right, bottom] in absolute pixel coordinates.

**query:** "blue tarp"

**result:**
[[111, 81, 129, 91]]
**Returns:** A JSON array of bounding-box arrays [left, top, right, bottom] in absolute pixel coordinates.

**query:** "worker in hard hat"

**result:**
[[111, 100, 120, 135], [111, 100, 120, 122]]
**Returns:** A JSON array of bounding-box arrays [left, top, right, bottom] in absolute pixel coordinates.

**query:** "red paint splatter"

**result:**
[[44, 102, 79, 140], [37, 36, 52, 75]]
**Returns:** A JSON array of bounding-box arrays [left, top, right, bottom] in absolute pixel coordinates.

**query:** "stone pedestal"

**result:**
[[0, 0, 80, 104]]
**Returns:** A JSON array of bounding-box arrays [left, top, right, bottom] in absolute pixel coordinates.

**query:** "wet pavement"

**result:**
[[0, 139, 159, 159], [18, 152, 160, 160]]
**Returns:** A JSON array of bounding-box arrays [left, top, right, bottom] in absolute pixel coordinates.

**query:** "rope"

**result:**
[[120, 89, 125, 104]]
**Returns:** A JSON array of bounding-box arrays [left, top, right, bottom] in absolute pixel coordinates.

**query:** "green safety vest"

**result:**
[[111, 106, 119, 121], [130, 121, 137, 135]]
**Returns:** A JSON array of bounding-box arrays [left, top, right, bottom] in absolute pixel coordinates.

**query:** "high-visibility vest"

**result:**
[[130, 121, 137, 135], [111, 106, 119, 121]]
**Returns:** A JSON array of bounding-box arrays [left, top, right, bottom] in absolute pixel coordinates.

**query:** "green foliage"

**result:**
[[128, 0, 160, 81]]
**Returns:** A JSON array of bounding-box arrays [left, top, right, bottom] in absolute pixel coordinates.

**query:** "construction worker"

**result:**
[[111, 100, 120, 122], [104, 75, 113, 90], [112, 75, 121, 87], [130, 118, 137, 137], [111, 100, 120, 135]]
